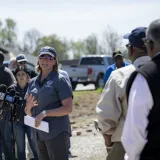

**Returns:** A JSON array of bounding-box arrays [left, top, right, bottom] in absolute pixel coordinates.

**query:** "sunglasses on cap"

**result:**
[[39, 55, 55, 61]]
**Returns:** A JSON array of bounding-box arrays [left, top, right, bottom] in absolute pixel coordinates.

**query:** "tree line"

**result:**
[[0, 18, 127, 60]]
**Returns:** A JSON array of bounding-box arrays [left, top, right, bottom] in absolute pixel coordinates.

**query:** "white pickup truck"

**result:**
[[62, 55, 114, 90]]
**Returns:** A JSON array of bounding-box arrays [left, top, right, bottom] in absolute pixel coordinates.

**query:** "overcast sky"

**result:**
[[0, 0, 160, 42]]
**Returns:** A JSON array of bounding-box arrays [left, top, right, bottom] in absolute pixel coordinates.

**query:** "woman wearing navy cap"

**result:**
[[25, 46, 73, 160]]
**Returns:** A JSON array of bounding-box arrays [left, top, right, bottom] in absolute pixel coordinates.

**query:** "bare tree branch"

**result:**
[[102, 26, 122, 54]]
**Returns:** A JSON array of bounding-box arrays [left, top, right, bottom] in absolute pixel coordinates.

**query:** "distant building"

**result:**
[[0, 46, 38, 65]]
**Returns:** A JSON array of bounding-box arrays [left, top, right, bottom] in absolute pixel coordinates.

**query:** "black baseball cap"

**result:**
[[113, 51, 123, 58], [123, 27, 146, 50], [14, 67, 29, 75]]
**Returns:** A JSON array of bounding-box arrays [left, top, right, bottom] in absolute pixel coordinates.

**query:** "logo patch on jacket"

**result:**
[[31, 88, 38, 94], [45, 80, 53, 88]]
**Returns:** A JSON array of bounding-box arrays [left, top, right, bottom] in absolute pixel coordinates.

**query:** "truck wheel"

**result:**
[[95, 75, 104, 89], [72, 83, 77, 91]]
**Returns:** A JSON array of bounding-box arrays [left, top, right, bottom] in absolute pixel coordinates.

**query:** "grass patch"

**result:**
[[73, 88, 102, 97], [96, 88, 103, 93], [74, 101, 80, 106], [70, 88, 102, 127]]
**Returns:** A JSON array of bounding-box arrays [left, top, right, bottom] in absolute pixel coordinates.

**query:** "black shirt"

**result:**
[[28, 70, 37, 79], [0, 66, 16, 87]]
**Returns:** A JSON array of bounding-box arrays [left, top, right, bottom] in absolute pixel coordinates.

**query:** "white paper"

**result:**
[[24, 115, 49, 133]]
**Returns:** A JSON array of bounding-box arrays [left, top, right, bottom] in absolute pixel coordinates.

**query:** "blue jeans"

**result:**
[[14, 122, 38, 160], [0, 119, 12, 160]]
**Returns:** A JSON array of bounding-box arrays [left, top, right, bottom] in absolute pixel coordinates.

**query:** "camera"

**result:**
[[0, 84, 24, 122]]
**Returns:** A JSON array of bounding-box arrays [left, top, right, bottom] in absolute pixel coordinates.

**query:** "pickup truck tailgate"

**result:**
[[63, 66, 88, 78]]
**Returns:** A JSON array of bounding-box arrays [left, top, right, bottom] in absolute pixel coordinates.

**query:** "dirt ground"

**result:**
[[69, 127, 107, 160], [69, 90, 107, 160], [70, 90, 101, 127]]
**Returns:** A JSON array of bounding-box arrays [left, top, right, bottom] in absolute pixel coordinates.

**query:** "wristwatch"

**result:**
[[41, 110, 47, 118]]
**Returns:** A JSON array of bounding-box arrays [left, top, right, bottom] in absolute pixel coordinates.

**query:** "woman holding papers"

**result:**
[[10, 67, 38, 160], [25, 46, 73, 160]]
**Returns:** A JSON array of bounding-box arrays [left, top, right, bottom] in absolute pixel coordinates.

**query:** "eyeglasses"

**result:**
[[19, 62, 26, 65], [39, 56, 54, 61], [125, 43, 132, 48], [142, 37, 151, 46]]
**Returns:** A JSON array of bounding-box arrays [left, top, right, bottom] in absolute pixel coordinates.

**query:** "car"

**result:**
[[3, 60, 36, 73], [3, 60, 10, 68], [62, 55, 114, 90]]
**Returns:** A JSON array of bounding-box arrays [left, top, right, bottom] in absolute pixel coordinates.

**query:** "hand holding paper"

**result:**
[[24, 115, 49, 133]]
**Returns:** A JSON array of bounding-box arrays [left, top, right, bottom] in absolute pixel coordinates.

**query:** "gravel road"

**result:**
[[69, 127, 107, 160]]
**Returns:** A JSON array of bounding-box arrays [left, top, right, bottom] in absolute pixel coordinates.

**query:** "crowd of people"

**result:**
[[0, 46, 72, 160], [0, 18, 160, 160], [96, 19, 160, 160]]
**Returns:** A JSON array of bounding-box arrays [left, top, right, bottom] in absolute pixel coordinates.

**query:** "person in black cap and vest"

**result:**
[[122, 19, 160, 160], [25, 46, 73, 160], [96, 27, 150, 160]]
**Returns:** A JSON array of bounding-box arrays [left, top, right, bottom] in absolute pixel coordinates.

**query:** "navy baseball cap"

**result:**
[[39, 46, 56, 57], [16, 54, 28, 63], [123, 27, 147, 50]]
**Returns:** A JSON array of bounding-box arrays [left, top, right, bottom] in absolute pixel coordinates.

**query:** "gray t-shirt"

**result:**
[[0, 66, 16, 87], [26, 71, 73, 141]]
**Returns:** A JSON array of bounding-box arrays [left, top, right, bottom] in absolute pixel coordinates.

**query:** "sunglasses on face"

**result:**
[[39, 56, 55, 61], [19, 62, 26, 65], [125, 43, 132, 48]]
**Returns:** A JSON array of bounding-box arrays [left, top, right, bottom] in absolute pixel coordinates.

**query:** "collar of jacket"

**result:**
[[133, 56, 151, 68]]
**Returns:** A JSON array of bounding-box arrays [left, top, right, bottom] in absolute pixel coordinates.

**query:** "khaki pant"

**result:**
[[107, 142, 125, 160]]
